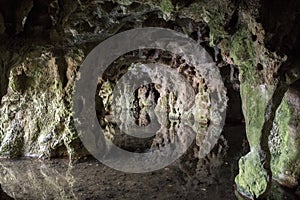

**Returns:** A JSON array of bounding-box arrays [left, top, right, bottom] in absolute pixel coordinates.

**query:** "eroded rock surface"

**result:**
[[270, 85, 300, 188], [0, 0, 299, 199], [0, 1, 215, 159], [0, 49, 87, 159]]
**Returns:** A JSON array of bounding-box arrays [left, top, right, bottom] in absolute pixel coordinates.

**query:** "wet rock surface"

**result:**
[[0, 126, 299, 200], [0, 158, 235, 200], [0, 48, 88, 159], [270, 84, 300, 188], [0, 0, 216, 159], [95, 49, 226, 159], [0, 126, 239, 200], [0, 0, 299, 199]]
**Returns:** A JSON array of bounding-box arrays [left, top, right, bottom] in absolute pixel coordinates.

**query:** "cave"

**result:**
[[0, 0, 299, 199]]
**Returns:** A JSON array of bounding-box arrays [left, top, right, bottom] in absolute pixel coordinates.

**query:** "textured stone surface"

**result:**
[[235, 151, 269, 198], [95, 48, 227, 158], [0, 48, 87, 158], [0, 156, 237, 200], [0, 159, 76, 200], [0, 0, 299, 199], [270, 86, 300, 188], [0, 0, 227, 161], [213, 0, 300, 198]]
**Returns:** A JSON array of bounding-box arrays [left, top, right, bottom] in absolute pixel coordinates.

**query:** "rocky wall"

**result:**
[[0, 0, 299, 199]]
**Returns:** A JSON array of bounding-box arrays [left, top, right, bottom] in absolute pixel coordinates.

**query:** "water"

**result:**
[[0, 126, 299, 200]]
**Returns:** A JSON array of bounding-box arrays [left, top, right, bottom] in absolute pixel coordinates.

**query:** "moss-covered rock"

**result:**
[[240, 84, 275, 147], [208, 3, 295, 196], [0, 0, 299, 198], [270, 87, 300, 188], [235, 151, 270, 198], [234, 83, 275, 198], [180, 0, 236, 46], [0, 49, 88, 159], [160, 0, 174, 15], [219, 12, 287, 198]]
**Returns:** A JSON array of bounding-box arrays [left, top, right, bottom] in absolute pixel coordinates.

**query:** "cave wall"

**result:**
[[0, 0, 299, 199]]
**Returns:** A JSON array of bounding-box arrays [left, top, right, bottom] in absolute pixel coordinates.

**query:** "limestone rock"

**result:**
[[0, 49, 87, 158], [270, 86, 300, 188], [0, 159, 76, 200], [0, 0, 299, 198]]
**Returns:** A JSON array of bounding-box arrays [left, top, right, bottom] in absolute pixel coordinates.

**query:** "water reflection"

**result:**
[[0, 157, 235, 200], [0, 159, 76, 199], [0, 126, 298, 200]]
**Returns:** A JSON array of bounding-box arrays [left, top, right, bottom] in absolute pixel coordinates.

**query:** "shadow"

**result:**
[[0, 184, 13, 200]]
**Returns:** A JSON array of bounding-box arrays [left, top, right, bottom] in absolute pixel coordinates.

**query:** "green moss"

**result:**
[[206, 9, 229, 46], [235, 82, 275, 198], [235, 151, 269, 198], [230, 29, 255, 63], [179, 0, 236, 46], [270, 97, 300, 187], [240, 84, 273, 147], [160, 0, 174, 14], [228, 28, 261, 85]]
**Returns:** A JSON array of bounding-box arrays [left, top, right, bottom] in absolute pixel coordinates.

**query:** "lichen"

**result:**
[[235, 151, 269, 198], [234, 83, 274, 198], [0, 49, 87, 159], [180, 0, 236, 46], [228, 28, 259, 85], [239, 84, 274, 147], [270, 89, 300, 187], [160, 0, 174, 14], [218, 10, 288, 198], [158, 0, 174, 20]]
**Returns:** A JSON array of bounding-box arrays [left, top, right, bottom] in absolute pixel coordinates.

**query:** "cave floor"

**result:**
[[0, 158, 236, 200], [0, 126, 299, 200]]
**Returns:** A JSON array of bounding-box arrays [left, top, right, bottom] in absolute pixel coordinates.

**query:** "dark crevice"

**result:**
[[53, 49, 68, 90], [23, 0, 52, 38], [220, 65, 244, 125], [0, 184, 13, 200], [172, 0, 196, 9], [291, 78, 300, 90], [225, 10, 239, 35], [259, 0, 300, 55], [14, 71, 29, 94], [251, 34, 257, 42], [0, 65, 9, 102], [256, 63, 263, 71]]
